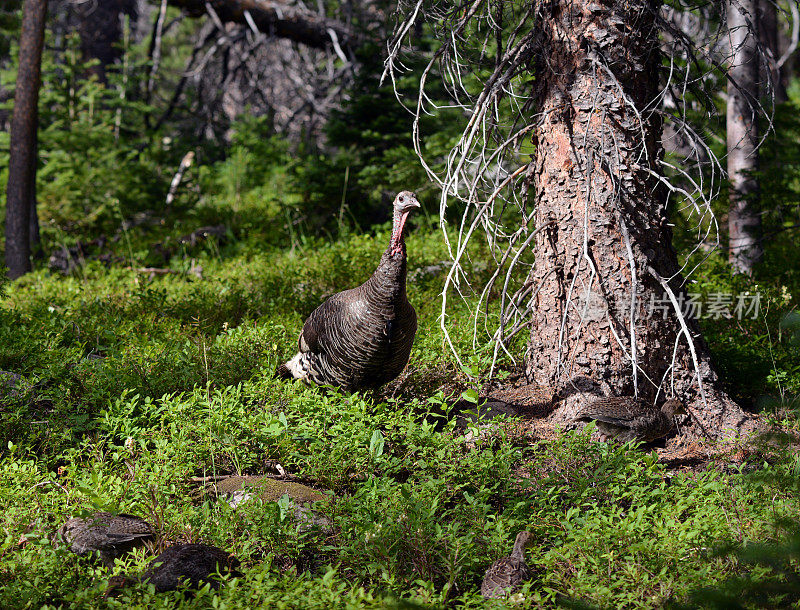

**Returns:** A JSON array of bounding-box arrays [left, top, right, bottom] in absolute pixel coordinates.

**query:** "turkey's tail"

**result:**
[[275, 352, 312, 381], [275, 362, 293, 380]]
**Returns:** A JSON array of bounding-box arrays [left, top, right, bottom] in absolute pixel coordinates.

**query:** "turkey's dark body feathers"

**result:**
[[292, 245, 417, 391], [142, 543, 240, 592], [481, 556, 532, 598], [574, 397, 681, 442], [56, 512, 154, 567]]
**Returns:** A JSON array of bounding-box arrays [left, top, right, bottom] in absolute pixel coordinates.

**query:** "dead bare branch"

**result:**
[[169, 0, 360, 50]]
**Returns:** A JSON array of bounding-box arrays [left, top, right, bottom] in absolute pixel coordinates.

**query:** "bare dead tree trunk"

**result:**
[[145, 0, 168, 105], [526, 0, 753, 438], [5, 0, 46, 279], [29, 197, 40, 255], [72, 0, 138, 83], [130, 0, 154, 44], [759, 0, 787, 102], [727, 0, 762, 274]]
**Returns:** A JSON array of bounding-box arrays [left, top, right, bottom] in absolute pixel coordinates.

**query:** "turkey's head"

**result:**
[[661, 399, 685, 418], [391, 190, 421, 254], [54, 518, 81, 546]]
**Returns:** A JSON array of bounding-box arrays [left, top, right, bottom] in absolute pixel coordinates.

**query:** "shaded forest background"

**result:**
[[0, 0, 454, 247]]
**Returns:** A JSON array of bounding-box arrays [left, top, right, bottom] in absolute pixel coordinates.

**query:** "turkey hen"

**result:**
[[277, 190, 420, 391], [481, 530, 535, 599], [141, 543, 241, 592], [573, 397, 685, 443], [55, 511, 154, 567]]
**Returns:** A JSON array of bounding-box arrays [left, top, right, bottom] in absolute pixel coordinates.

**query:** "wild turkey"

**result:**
[[277, 190, 420, 391], [55, 511, 154, 567], [141, 543, 241, 592], [481, 530, 535, 599], [573, 397, 685, 443]]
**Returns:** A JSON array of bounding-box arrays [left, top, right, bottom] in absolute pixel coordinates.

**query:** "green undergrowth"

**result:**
[[1, 9, 799, 606], [0, 128, 798, 610], [3, 396, 800, 608], [0, 216, 798, 608], [1, 184, 799, 607]]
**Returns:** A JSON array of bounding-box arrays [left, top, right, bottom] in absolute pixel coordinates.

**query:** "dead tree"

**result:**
[[387, 0, 761, 438], [44, 0, 144, 83], [727, 0, 762, 274], [168, 0, 359, 51], [759, 0, 800, 103], [155, 0, 373, 143], [759, 0, 787, 103], [5, 0, 47, 279]]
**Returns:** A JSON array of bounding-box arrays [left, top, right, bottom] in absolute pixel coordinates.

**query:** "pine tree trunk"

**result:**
[[727, 0, 762, 274], [526, 0, 754, 438], [74, 0, 138, 83], [758, 0, 787, 103], [5, 0, 46, 279], [29, 139, 41, 259]]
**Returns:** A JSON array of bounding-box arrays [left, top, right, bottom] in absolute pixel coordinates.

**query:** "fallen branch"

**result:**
[[169, 0, 359, 50], [125, 260, 203, 279], [166, 150, 195, 206]]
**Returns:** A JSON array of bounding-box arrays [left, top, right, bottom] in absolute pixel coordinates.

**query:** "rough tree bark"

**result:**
[[5, 0, 47, 279], [526, 0, 754, 438], [29, 139, 41, 258], [727, 0, 762, 274]]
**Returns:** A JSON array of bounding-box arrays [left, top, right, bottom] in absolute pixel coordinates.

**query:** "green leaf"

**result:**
[[460, 364, 476, 377], [461, 388, 479, 404], [369, 429, 385, 459], [277, 493, 291, 521]]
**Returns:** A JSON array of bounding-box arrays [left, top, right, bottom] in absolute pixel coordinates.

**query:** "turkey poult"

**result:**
[[277, 190, 420, 391], [141, 543, 241, 592], [55, 511, 154, 567], [481, 530, 535, 599], [573, 397, 685, 443]]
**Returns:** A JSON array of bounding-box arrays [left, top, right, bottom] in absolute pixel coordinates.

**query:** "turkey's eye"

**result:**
[[399, 196, 405, 202]]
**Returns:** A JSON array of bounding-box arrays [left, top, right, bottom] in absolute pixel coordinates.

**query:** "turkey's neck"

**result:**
[[367, 209, 409, 301], [390, 208, 410, 256], [511, 538, 527, 562]]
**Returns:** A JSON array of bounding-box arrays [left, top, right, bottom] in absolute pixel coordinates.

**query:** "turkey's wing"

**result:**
[[298, 289, 364, 355]]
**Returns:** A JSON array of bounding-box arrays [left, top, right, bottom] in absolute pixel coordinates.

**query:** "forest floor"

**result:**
[[1, 207, 799, 609], [388, 367, 793, 475]]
